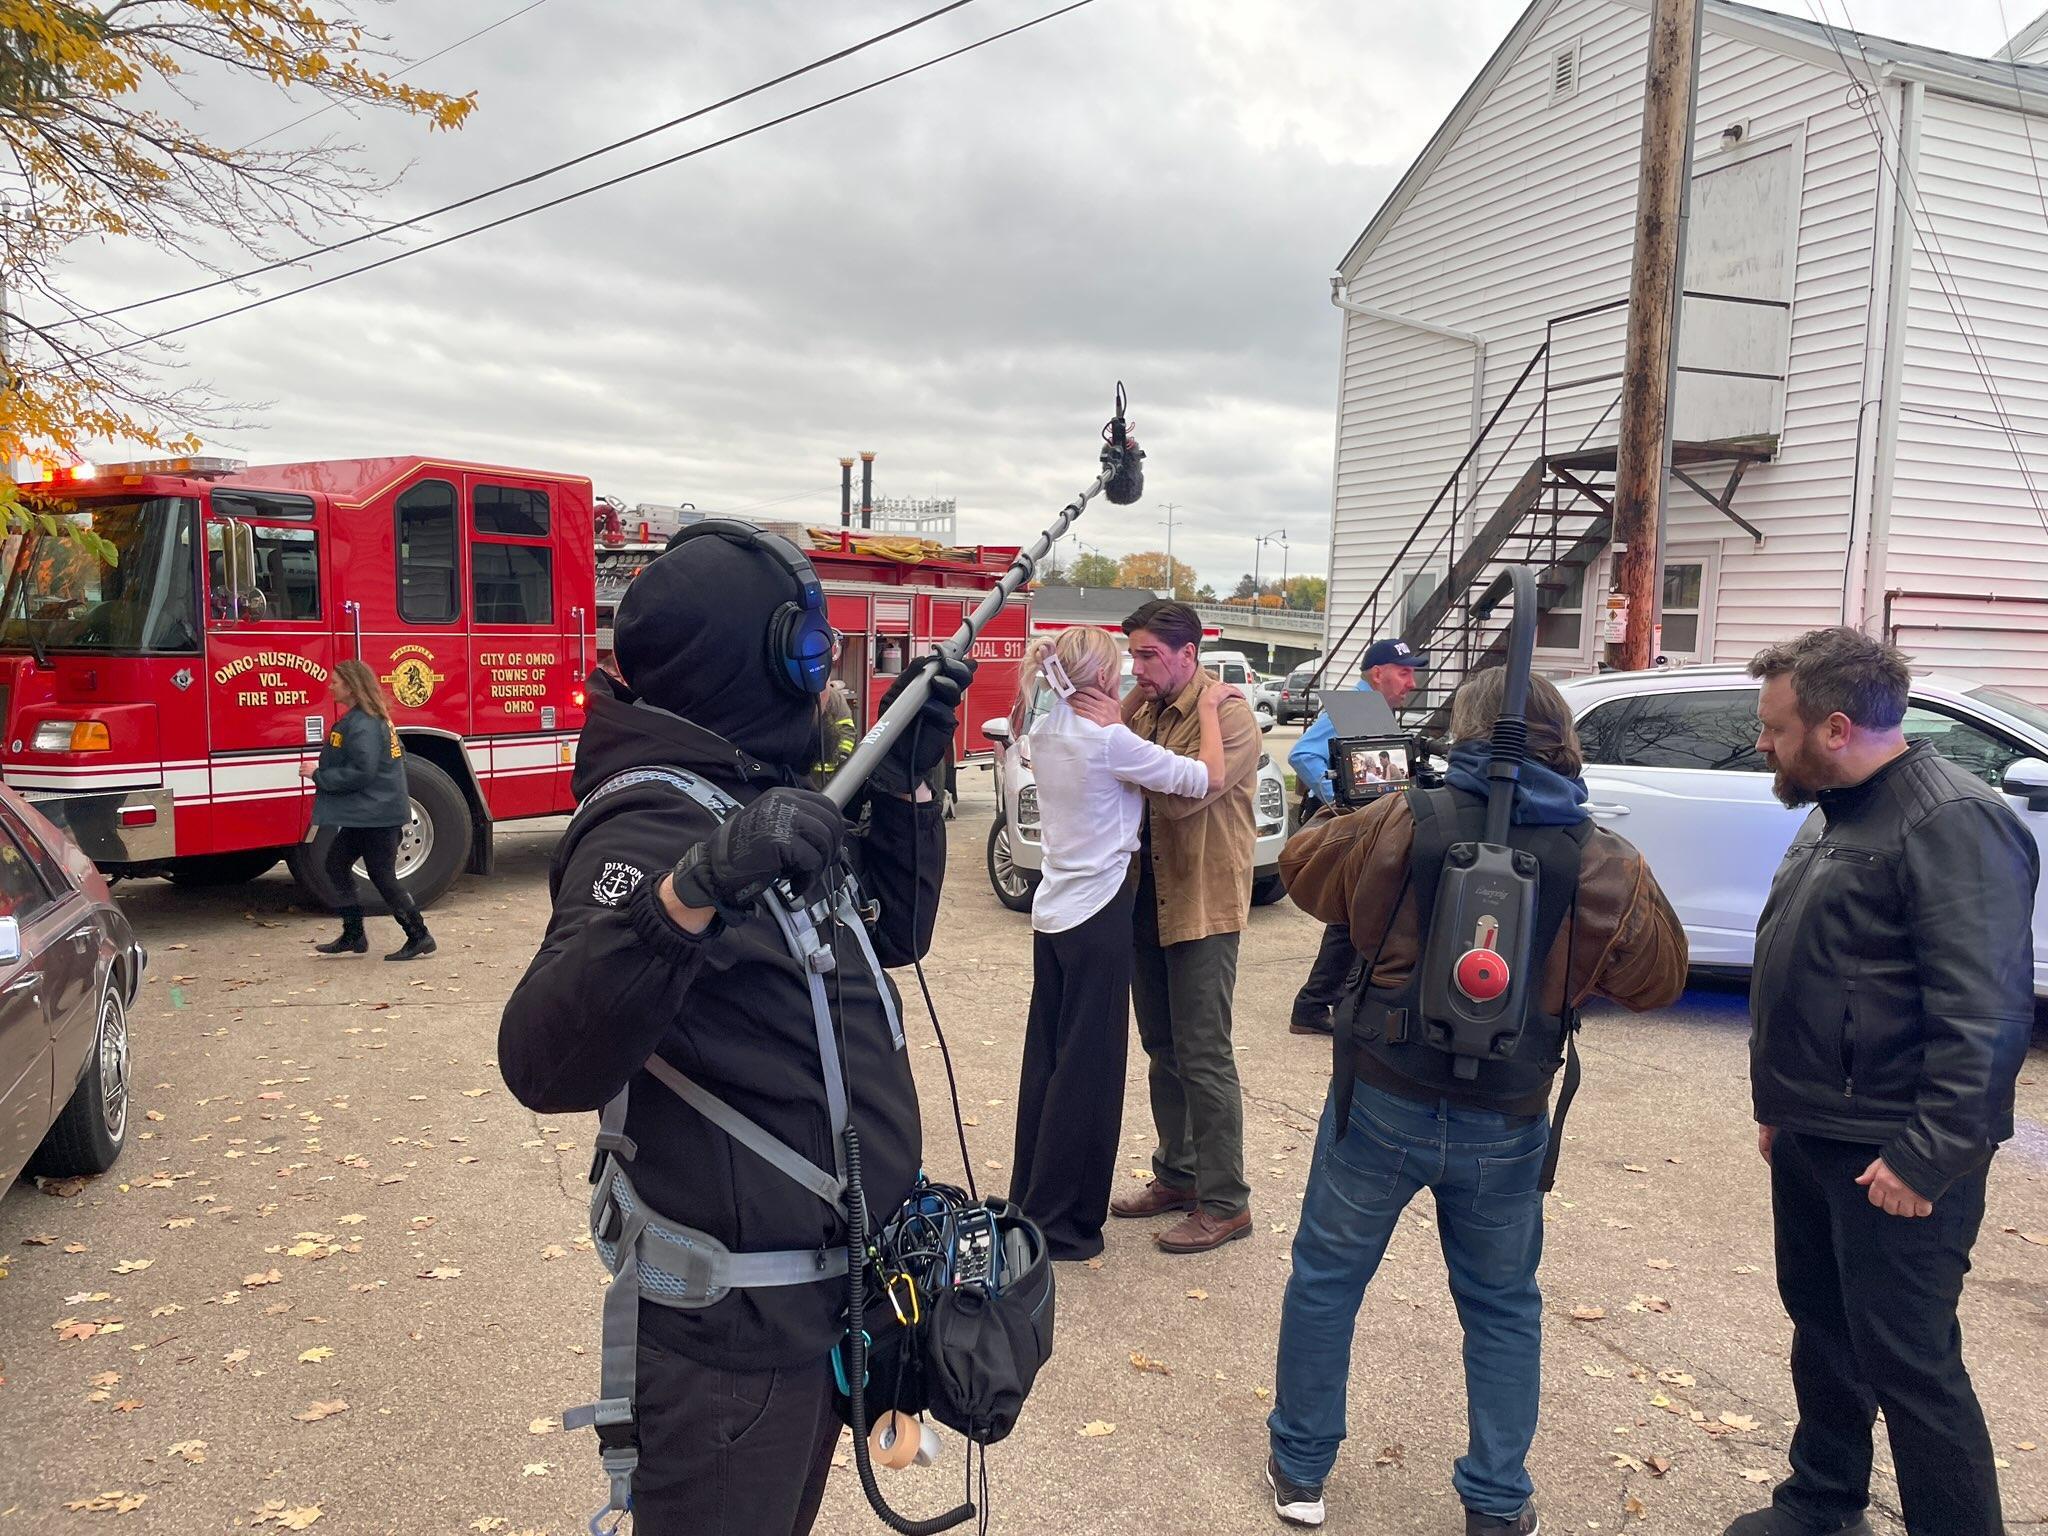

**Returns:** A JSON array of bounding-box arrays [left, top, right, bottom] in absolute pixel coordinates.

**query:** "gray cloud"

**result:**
[[55, 0, 2018, 592]]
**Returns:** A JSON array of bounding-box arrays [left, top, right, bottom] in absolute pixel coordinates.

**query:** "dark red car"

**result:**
[[0, 785, 147, 1188]]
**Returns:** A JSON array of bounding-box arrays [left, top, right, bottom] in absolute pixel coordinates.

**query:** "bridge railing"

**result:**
[[1187, 601, 1324, 633]]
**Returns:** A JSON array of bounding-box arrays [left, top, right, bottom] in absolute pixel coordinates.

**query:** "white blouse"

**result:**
[[1024, 697, 1210, 934]]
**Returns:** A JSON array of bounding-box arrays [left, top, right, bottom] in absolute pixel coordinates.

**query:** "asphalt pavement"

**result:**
[[2, 777, 2044, 1536]]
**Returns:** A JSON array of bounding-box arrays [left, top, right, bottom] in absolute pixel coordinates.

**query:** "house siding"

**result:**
[[1882, 90, 2048, 697], [1326, 0, 1889, 683]]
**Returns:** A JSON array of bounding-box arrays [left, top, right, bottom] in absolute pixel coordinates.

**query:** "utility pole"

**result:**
[[1159, 502, 1180, 597], [1605, 0, 1703, 671]]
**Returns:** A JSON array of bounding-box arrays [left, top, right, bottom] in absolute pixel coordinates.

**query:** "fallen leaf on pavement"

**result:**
[[111, 1399, 143, 1413], [64, 1492, 146, 1513], [1184, 1288, 1209, 1301], [250, 1502, 324, 1530], [1375, 1443, 1404, 1466], [1647, 1455, 1672, 1477], [1740, 1469, 1772, 1483], [1624, 1493, 1648, 1518], [1721, 1413, 1761, 1433], [1645, 1258, 1675, 1271], [1570, 1306, 1606, 1322], [163, 1218, 194, 1230], [528, 1417, 559, 1435], [1077, 1421, 1116, 1438], [1656, 1371, 1696, 1389], [24, 1232, 57, 1244], [89, 1371, 120, 1388], [168, 1440, 207, 1464], [294, 1400, 349, 1423], [1610, 1452, 1644, 1472], [2018, 1441, 2037, 1452], [336, 1214, 367, 1226], [1622, 1163, 1649, 1174], [222, 1348, 250, 1367], [418, 1267, 462, 1281], [111, 1259, 153, 1275], [1732, 1264, 1760, 1274], [1129, 1352, 1170, 1376], [521, 1463, 550, 1477], [297, 1347, 335, 1364], [539, 1244, 567, 1262], [244, 1269, 284, 1288], [1582, 1364, 1615, 1379], [65, 1290, 112, 1305]]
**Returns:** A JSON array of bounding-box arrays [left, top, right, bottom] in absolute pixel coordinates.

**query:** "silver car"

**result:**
[[981, 673, 1292, 913]]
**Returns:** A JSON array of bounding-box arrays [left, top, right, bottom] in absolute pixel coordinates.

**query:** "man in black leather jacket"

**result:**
[[1725, 627, 2037, 1536]]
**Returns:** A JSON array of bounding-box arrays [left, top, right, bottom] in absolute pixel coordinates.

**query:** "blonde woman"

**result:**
[[298, 659, 435, 961], [1007, 626, 1226, 1261]]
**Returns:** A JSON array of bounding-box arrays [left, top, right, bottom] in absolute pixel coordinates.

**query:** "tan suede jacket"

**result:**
[[1280, 792, 1689, 1014], [1126, 671, 1263, 945]]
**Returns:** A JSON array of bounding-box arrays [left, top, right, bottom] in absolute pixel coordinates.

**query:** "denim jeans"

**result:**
[[1268, 1082, 1549, 1518]]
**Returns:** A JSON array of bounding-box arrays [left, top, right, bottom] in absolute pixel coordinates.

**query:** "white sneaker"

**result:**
[[1267, 1455, 1326, 1527]]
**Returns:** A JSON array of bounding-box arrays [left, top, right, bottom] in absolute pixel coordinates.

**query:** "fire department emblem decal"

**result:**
[[171, 668, 194, 692], [592, 862, 644, 908], [381, 644, 446, 710]]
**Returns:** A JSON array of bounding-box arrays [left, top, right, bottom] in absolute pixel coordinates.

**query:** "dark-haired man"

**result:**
[[1110, 598, 1263, 1253], [1727, 626, 2036, 1536]]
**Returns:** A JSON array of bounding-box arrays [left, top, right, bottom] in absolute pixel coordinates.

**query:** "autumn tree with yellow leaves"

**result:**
[[0, 1, 473, 556]]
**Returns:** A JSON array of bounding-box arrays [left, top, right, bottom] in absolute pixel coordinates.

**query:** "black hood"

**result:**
[[611, 533, 821, 770], [571, 668, 799, 799]]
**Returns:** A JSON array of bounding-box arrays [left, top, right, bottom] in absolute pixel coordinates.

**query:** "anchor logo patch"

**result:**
[[592, 862, 645, 908]]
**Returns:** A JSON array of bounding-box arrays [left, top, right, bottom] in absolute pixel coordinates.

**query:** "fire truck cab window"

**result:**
[[473, 543, 552, 625], [473, 485, 550, 538], [396, 481, 460, 624], [0, 496, 200, 654], [251, 527, 319, 620]]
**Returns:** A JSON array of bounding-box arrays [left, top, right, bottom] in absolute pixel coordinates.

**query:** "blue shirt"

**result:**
[[1288, 678, 1377, 804]]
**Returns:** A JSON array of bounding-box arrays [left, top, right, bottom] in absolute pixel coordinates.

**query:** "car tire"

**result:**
[[288, 757, 472, 914], [1251, 872, 1288, 907], [166, 849, 286, 887], [29, 983, 130, 1178], [986, 814, 1039, 914]]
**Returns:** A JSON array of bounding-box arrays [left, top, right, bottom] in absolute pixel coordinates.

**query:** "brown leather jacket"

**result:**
[[1125, 671, 1263, 945], [1280, 792, 1689, 1015]]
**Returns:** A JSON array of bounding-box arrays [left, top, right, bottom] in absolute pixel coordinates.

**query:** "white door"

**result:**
[[1574, 684, 1804, 967]]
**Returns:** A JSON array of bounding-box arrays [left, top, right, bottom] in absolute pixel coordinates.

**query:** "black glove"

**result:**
[[869, 652, 975, 797], [668, 786, 845, 918]]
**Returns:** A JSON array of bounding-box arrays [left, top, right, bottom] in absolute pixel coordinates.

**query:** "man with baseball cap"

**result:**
[[1285, 639, 1428, 1037]]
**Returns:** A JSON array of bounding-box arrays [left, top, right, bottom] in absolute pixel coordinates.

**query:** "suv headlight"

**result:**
[[1017, 784, 1039, 827]]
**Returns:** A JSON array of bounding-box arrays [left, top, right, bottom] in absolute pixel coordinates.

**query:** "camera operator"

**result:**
[[497, 528, 968, 1536], [1263, 669, 1686, 1534], [1726, 629, 2037, 1536], [1285, 639, 1428, 1037]]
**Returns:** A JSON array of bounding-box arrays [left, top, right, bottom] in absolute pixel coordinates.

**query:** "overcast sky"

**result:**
[[55, 0, 2031, 593]]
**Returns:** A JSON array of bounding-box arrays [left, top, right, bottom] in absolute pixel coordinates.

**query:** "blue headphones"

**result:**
[[664, 519, 834, 698]]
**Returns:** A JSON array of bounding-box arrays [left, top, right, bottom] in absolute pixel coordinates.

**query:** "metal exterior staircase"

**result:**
[[1327, 292, 1784, 732]]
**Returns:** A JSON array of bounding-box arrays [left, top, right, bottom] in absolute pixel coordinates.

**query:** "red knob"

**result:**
[[1454, 948, 1510, 1002]]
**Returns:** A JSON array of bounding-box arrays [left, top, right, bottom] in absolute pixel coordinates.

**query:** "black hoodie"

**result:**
[[498, 670, 941, 1370]]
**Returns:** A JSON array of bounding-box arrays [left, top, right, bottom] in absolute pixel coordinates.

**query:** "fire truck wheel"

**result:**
[[287, 757, 472, 914], [1251, 872, 1288, 907], [986, 814, 1039, 914], [166, 850, 285, 887]]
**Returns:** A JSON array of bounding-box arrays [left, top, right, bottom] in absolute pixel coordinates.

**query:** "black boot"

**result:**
[[384, 908, 436, 963], [315, 914, 368, 955]]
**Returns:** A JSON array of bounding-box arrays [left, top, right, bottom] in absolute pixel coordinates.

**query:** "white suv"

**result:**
[[980, 674, 1292, 913], [1556, 666, 2048, 993]]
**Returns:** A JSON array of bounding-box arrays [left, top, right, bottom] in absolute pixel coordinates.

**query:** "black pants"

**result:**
[[631, 1342, 841, 1535], [322, 825, 419, 924], [1770, 1130, 2002, 1535], [1292, 922, 1358, 1025], [1010, 875, 1138, 1260]]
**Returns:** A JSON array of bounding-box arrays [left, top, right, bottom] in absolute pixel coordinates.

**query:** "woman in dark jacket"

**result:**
[[299, 659, 435, 961]]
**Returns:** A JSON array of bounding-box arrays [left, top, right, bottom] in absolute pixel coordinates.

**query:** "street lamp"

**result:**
[[1254, 529, 1288, 598]]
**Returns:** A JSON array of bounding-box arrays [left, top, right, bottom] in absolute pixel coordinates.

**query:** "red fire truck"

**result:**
[[1, 457, 1026, 910], [593, 522, 1030, 769]]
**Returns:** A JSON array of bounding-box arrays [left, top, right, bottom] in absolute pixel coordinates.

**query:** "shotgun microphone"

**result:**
[[1102, 381, 1145, 505]]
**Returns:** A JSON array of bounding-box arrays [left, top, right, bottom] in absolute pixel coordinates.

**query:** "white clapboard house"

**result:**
[[1323, 0, 2048, 714]]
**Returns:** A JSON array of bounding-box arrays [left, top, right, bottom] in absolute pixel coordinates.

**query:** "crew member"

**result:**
[[1286, 639, 1428, 1037], [497, 528, 968, 1536], [1265, 668, 1686, 1534], [811, 629, 858, 787], [300, 659, 433, 962], [1110, 599, 1263, 1255], [1006, 626, 1224, 1262], [1726, 629, 2036, 1536]]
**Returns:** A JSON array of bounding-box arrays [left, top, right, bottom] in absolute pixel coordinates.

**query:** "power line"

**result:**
[[66, 0, 980, 327], [235, 0, 555, 152], [78, 0, 1092, 366], [1804, 0, 2048, 534]]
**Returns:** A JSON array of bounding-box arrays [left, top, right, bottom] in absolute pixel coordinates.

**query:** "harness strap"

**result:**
[[641, 1054, 845, 1212], [564, 1197, 649, 1532], [1330, 862, 1408, 1134]]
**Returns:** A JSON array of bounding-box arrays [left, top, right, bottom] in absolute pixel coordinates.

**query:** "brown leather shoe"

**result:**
[[1109, 1180, 1197, 1219], [1157, 1208, 1252, 1253]]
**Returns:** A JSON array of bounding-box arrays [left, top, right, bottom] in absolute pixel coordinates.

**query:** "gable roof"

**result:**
[[1339, 0, 2048, 281], [1999, 8, 2048, 63]]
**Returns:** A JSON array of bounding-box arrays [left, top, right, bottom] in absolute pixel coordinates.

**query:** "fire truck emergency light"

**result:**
[[66, 456, 247, 480], [31, 720, 111, 752]]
